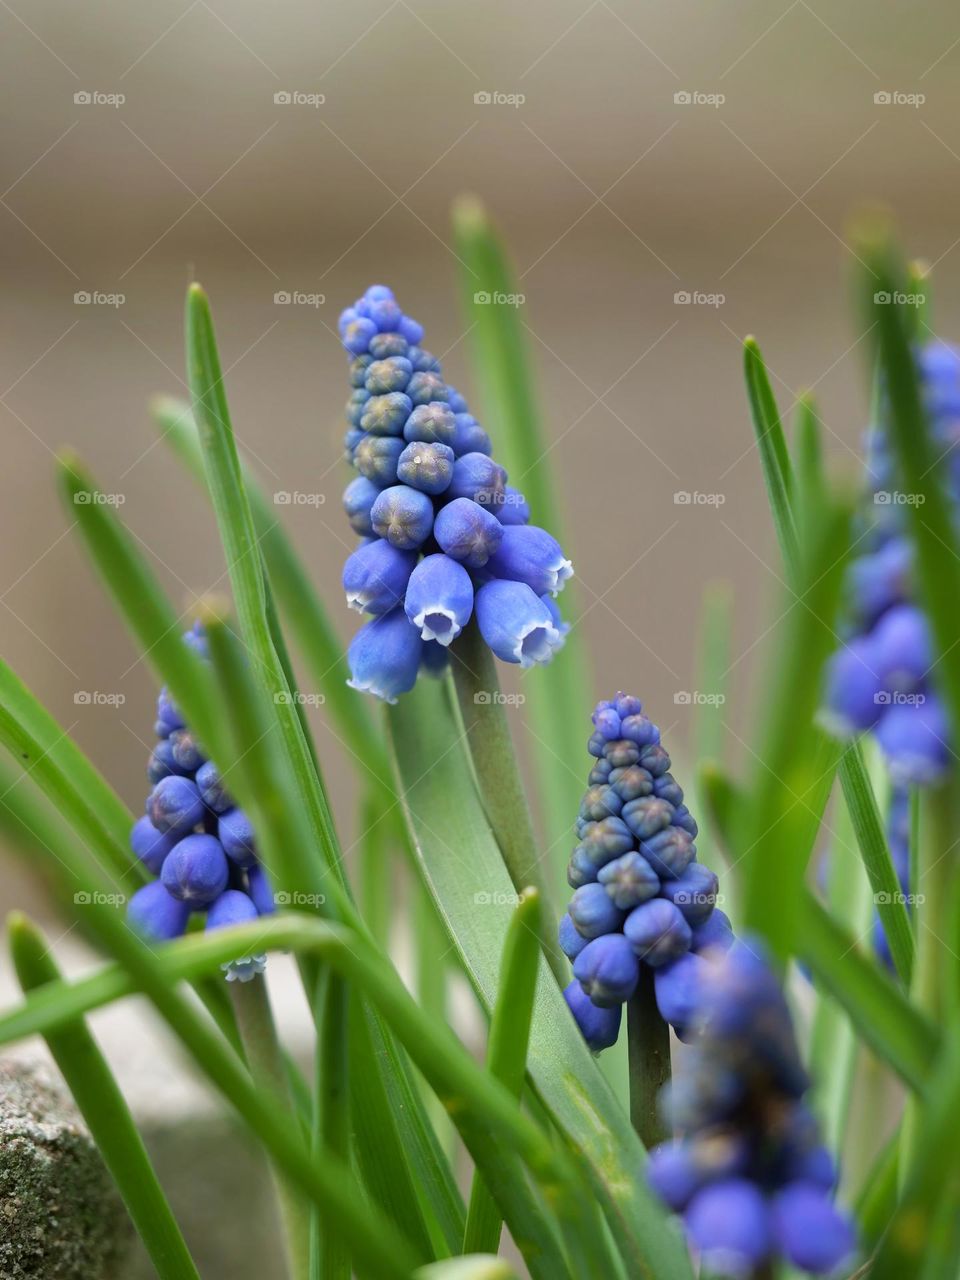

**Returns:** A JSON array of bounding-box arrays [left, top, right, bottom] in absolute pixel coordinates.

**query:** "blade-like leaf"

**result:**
[[743, 336, 799, 579]]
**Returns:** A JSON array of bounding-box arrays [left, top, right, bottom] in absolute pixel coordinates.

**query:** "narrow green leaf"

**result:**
[[464, 888, 542, 1255], [743, 337, 799, 579], [9, 913, 201, 1280], [388, 678, 694, 1280], [452, 196, 592, 877], [855, 1134, 899, 1249], [313, 971, 350, 1280]]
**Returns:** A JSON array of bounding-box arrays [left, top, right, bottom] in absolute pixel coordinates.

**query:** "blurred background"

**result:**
[[2, 0, 960, 907]]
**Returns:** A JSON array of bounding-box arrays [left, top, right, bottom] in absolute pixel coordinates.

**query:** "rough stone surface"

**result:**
[[0, 1057, 130, 1278]]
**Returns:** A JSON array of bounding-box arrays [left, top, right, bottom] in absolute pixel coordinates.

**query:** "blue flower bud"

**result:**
[[672, 803, 698, 838], [196, 759, 232, 814], [364, 356, 412, 394], [771, 1184, 855, 1275], [406, 345, 438, 371], [156, 687, 184, 733], [219, 808, 257, 868], [624, 898, 692, 965], [342, 539, 417, 615], [563, 980, 622, 1052], [640, 826, 696, 880], [685, 1179, 772, 1275], [691, 906, 734, 953], [638, 743, 671, 776], [597, 851, 660, 909], [495, 486, 530, 525], [449, 413, 493, 457], [345, 389, 371, 426], [621, 796, 673, 840], [147, 739, 183, 784], [609, 764, 654, 802], [130, 815, 177, 875], [147, 775, 205, 837], [347, 608, 423, 703], [398, 315, 424, 345], [485, 524, 574, 597], [161, 833, 229, 906], [368, 333, 409, 360], [396, 441, 455, 495], [875, 695, 950, 785], [127, 880, 190, 941], [653, 951, 707, 1030], [661, 862, 719, 925], [579, 816, 633, 865], [168, 729, 205, 773], [573, 934, 640, 1006], [569, 882, 626, 939], [567, 846, 599, 888], [343, 475, 381, 537], [206, 888, 259, 930], [434, 497, 503, 568], [446, 452, 507, 509], [404, 554, 473, 645], [558, 911, 589, 960], [354, 435, 405, 487], [646, 1143, 702, 1211], [579, 784, 623, 822], [849, 537, 911, 625], [407, 372, 447, 405], [870, 603, 931, 692], [247, 864, 276, 915], [348, 354, 372, 387], [620, 714, 659, 746], [475, 580, 564, 667], [343, 428, 363, 458], [370, 484, 435, 549], [445, 386, 469, 413], [360, 392, 413, 436]]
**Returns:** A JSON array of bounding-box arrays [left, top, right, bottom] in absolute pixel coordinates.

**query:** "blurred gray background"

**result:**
[[2, 0, 960, 912]]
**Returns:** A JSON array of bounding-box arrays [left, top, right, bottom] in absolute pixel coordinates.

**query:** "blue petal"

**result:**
[[347, 608, 423, 703], [404, 554, 474, 645], [475, 579, 564, 667], [342, 539, 417, 615]]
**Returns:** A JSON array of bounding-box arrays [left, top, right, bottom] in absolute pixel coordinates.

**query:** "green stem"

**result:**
[[231, 976, 312, 1280], [627, 967, 671, 1149], [450, 622, 563, 984], [314, 971, 350, 1280]]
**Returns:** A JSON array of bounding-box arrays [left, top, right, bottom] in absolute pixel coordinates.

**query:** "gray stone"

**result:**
[[0, 1057, 131, 1278]]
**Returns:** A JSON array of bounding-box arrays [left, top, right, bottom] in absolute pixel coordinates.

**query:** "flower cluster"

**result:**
[[125, 624, 274, 980], [338, 285, 573, 702], [821, 341, 960, 785], [560, 694, 729, 1051], [647, 938, 856, 1277]]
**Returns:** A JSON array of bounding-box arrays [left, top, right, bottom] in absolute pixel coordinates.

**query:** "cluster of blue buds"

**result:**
[[821, 341, 960, 785], [559, 694, 730, 1051], [338, 285, 573, 702], [125, 623, 274, 980], [648, 938, 856, 1277]]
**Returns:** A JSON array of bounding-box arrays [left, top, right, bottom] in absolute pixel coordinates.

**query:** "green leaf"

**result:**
[[464, 888, 542, 1255], [416, 1260, 518, 1280], [389, 678, 694, 1280], [452, 196, 592, 879], [743, 336, 799, 579], [8, 913, 200, 1280]]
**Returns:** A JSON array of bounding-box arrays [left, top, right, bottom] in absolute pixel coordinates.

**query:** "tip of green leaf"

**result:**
[[451, 193, 489, 235]]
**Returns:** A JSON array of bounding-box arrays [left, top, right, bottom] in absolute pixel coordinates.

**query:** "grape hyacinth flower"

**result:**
[[338, 285, 574, 698], [126, 623, 275, 981], [648, 938, 857, 1276], [560, 694, 726, 1051], [821, 340, 959, 786]]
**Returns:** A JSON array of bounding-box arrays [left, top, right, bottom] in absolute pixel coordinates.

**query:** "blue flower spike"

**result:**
[[337, 285, 573, 698], [125, 624, 286, 975]]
